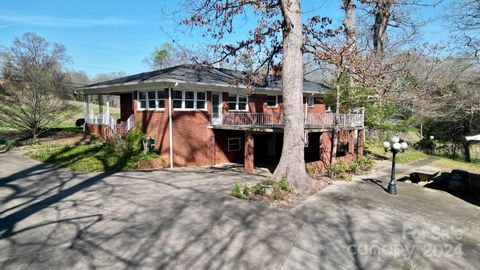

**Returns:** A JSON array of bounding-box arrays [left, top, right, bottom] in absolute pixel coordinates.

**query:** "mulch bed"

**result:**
[[247, 176, 333, 209]]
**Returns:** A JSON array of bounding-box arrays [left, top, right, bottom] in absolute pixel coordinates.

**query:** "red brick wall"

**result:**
[[125, 90, 332, 168], [85, 124, 108, 138]]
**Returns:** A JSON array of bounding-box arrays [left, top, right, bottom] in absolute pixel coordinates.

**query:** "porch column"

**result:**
[[88, 95, 93, 119], [106, 94, 110, 116], [82, 94, 87, 132], [348, 130, 355, 156], [357, 129, 364, 158], [319, 132, 332, 171], [244, 131, 254, 174]]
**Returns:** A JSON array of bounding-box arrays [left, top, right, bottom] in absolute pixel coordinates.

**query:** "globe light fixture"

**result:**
[[383, 136, 408, 195]]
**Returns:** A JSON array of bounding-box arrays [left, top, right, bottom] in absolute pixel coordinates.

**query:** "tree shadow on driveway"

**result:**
[[1, 151, 479, 269]]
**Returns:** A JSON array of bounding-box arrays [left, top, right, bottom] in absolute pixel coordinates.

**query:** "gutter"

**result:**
[[168, 86, 174, 168]]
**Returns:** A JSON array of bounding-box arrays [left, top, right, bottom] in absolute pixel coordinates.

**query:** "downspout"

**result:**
[[168, 86, 174, 168]]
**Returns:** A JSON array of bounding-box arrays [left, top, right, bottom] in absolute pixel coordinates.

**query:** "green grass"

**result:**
[[25, 143, 158, 172], [56, 100, 120, 129], [365, 144, 428, 164], [432, 158, 480, 174], [0, 100, 121, 140]]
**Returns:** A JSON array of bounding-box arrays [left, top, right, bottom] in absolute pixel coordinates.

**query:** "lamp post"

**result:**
[[383, 136, 408, 195]]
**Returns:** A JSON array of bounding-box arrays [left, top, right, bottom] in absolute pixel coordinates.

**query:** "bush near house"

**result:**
[[231, 178, 293, 201], [328, 156, 375, 181]]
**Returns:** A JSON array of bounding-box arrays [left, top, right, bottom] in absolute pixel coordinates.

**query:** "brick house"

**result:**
[[76, 65, 364, 173]]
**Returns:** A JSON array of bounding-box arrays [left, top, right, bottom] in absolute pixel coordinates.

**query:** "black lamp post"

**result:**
[[383, 136, 408, 195]]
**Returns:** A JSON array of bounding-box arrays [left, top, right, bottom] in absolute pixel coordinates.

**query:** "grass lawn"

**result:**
[[25, 143, 159, 172], [56, 100, 120, 129], [432, 158, 480, 174], [0, 100, 121, 140], [365, 143, 428, 164]]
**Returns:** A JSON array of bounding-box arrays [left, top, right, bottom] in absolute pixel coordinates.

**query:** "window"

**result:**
[[306, 96, 315, 107], [138, 90, 165, 110], [267, 95, 278, 107], [228, 137, 241, 152], [228, 94, 248, 111], [173, 90, 207, 110]]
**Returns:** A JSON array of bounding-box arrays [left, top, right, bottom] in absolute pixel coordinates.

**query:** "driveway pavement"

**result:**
[[0, 151, 479, 270]]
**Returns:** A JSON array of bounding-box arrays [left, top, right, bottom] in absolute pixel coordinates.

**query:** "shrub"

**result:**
[[272, 186, 283, 200], [253, 181, 267, 195], [232, 182, 251, 199], [348, 159, 360, 174], [106, 134, 127, 154], [0, 137, 6, 145], [327, 161, 351, 181], [305, 164, 316, 177], [277, 177, 291, 192], [232, 182, 244, 198], [124, 123, 146, 154], [5, 140, 19, 148], [242, 184, 250, 197], [357, 156, 374, 172]]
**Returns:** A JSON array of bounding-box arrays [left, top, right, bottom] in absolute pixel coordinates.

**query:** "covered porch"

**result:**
[[81, 93, 135, 137]]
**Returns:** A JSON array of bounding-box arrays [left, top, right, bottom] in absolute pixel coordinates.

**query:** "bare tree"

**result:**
[[448, 0, 480, 59], [0, 33, 74, 139]]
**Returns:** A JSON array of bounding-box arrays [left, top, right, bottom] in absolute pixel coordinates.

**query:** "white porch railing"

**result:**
[[86, 113, 136, 136], [210, 112, 363, 129], [86, 113, 117, 133], [125, 114, 135, 133]]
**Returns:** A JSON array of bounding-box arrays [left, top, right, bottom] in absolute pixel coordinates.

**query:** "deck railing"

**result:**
[[210, 112, 363, 129], [86, 113, 136, 136], [125, 114, 135, 133], [85, 113, 116, 133]]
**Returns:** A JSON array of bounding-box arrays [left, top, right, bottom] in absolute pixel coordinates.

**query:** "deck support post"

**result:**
[[357, 129, 364, 158], [319, 132, 332, 171], [244, 131, 254, 174], [106, 94, 110, 116], [88, 95, 93, 120], [82, 94, 87, 132], [348, 130, 355, 156]]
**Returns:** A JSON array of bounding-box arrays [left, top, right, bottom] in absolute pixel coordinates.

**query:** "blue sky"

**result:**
[[0, 0, 450, 78]]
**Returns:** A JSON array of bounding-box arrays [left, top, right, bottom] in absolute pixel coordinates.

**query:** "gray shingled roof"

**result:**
[[79, 64, 329, 93]]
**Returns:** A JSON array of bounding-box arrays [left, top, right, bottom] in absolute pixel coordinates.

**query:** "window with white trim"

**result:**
[[228, 137, 241, 152], [306, 96, 315, 107], [173, 90, 207, 110], [138, 90, 165, 110], [228, 94, 248, 111], [267, 95, 278, 107]]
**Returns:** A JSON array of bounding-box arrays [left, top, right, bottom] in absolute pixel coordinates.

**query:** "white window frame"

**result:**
[[172, 90, 207, 111], [228, 94, 249, 112], [306, 96, 315, 107], [137, 90, 165, 111], [228, 137, 241, 152], [266, 95, 278, 108]]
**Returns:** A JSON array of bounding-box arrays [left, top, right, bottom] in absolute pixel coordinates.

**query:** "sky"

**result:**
[[0, 0, 451, 78]]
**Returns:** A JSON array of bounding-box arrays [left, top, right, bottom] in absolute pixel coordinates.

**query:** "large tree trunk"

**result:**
[[274, 0, 310, 193], [373, 0, 392, 60], [331, 84, 341, 163], [343, 0, 357, 56], [463, 141, 471, 163]]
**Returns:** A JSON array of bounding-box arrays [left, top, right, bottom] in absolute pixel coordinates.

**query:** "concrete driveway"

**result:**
[[0, 151, 479, 270]]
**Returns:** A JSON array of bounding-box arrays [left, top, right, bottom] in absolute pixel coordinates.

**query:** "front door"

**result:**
[[211, 93, 222, 125]]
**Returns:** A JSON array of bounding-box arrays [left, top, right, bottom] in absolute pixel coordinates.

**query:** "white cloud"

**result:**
[[0, 24, 19, 29], [0, 14, 139, 28]]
